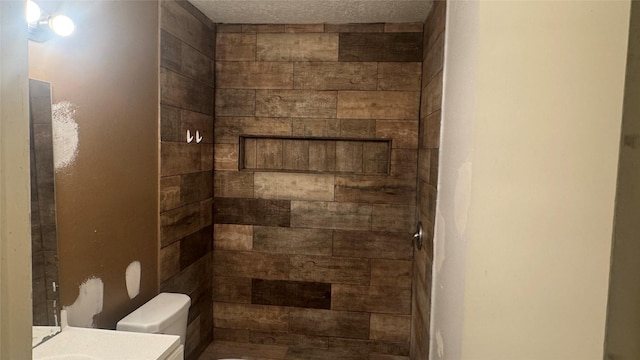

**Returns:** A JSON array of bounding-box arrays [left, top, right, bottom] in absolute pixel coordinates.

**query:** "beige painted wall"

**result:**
[[29, 1, 159, 329], [434, 1, 630, 359], [0, 0, 32, 358]]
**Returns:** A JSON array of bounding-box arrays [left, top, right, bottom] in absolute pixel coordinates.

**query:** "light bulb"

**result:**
[[26, 0, 41, 23], [50, 15, 74, 37]]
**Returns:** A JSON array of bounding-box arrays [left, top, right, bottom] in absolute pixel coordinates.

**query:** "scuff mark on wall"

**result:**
[[51, 101, 79, 171], [125, 261, 141, 299], [63, 277, 104, 327]]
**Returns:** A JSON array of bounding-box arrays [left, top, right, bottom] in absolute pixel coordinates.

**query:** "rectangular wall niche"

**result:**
[[239, 135, 392, 175]]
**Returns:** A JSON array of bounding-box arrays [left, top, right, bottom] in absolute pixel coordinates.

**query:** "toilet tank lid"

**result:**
[[117, 293, 191, 333]]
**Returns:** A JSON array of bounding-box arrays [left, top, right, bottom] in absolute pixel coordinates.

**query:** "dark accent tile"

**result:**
[[214, 198, 291, 227], [251, 279, 331, 309]]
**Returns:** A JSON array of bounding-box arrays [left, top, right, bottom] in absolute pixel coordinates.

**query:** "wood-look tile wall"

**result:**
[[412, 1, 446, 359], [159, 1, 215, 359], [214, 22, 422, 358]]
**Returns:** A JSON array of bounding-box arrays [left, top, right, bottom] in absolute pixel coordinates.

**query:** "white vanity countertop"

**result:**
[[32, 326, 180, 360]]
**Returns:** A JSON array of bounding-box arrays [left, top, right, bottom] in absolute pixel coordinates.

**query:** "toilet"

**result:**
[[116, 292, 191, 345]]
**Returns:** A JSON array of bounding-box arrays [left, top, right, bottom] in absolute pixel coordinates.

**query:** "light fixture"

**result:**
[[26, 0, 75, 42]]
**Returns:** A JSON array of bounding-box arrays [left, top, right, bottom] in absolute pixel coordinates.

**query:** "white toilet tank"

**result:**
[[116, 293, 191, 345]]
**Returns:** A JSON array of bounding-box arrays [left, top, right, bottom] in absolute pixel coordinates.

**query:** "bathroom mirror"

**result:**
[[30, 78, 62, 345]]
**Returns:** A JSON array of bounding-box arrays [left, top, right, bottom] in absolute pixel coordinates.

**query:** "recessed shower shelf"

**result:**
[[239, 135, 392, 175]]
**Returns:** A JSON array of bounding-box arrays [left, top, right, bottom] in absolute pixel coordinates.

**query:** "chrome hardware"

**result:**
[[413, 221, 423, 249]]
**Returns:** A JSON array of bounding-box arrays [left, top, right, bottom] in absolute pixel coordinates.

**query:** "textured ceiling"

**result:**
[[188, 0, 434, 24]]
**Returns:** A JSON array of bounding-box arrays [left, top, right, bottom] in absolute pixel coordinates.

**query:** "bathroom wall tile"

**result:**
[[332, 230, 413, 260], [423, 33, 444, 83], [243, 137, 257, 169], [160, 240, 180, 283], [251, 279, 331, 309], [215, 117, 292, 144], [254, 173, 335, 201], [338, 33, 422, 62], [180, 42, 215, 84], [185, 314, 201, 357], [338, 33, 385, 62], [213, 276, 252, 303], [243, 24, 285, 33], [213, 250, 290, 280], [180, 225, 213, 269], [383, 33, 423, 62], [214, 198, 291, 227], [204, 341, 289, 359], [370, 353, 410, 360], [377, 62, 422, 91], [213, 328, 251, 342], [370, 314, 411, 344], [255, 138, 284, 170], [289, 308, 370, 339], [214, 224, 253, 251], [337, 91, 420, 120], [370, 259, 412, 289], [256, 33, 339, 61], [161, 29, 181, 73], [215, 89, 256, 117], [161, 254, 211, 297], [201, 143, 214, 171], [249, 331, 329, 349], [282, 139, 310, 171], [161, 0, 215, 58], [376, 120, 419, 149], [161, 105, 181, 141], [161, 202, 202, 247], [213, 302, 289, 332], [161, 142, 202, 176], [390, 149, 418, 179], [213, 171, 254, 198], [372, 204, 415, 233], [253, 226, 332, 256], [294, 62, 377, 90], [180, 171, 213, 204], [328, 338, 409, 357], [339, 119, 376, 138], [421, 71, 443, 117], [425, 0, 446, 52], [161, 69, 214, 115], [216, 24, 243, 33], [200, 198, 212, 227], [325, 24, 385, 33], [256, 90, 337, 118], [285, 24, 325, 33], [335, 141, 363, 173], [290, 201, 371, 231], [418, 151, 431, 186], [331, 285, 411, 314], [363, 141, 390, 174], [216, 62, 294, 89], [423, 110, 441, 149], [417, 180, 437, 224], [160, 175, 181, 212], [214, 144, 238, 170], [289, 255, 370, 285], [334, 176, 416, 205], [291, 118, 341, 137], [384, 23, 423, 33], [308, 140, 337, 172], [216, 33, 256, 61], [429, 149, 440, 186], [181, 110, 214, 144]]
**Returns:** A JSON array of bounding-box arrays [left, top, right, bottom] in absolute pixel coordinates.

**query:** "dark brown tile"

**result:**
[[252, 279, 331, 309], [289, 308, 370, 339], [213, 276, 252, 303], [214, 198, 290, 227], [332, 231, 413, 260], [215, 89, 256, 117], [331, 285, 411, 314], [289, 255, 370, 285], [180, 225, 212, 269]]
